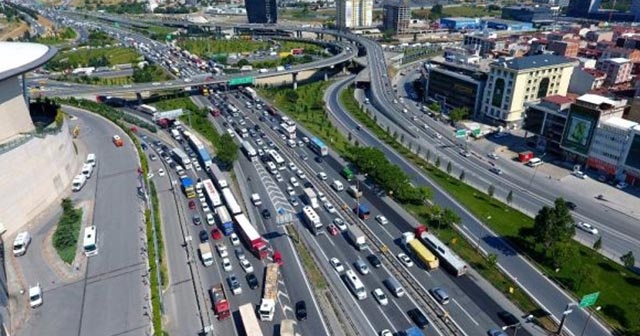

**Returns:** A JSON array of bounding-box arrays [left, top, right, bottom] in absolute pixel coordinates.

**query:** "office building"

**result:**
[[601, 47, 640, 63], [482, 18, 534, 31], [481, 55, 578, 127], [568, 68, 606, 94], [547, 40, 579, 57], [622, 125, 640, 185], [336, 0, 373, 28], [596, 58, 632, 85], [439, 17, 482, 30], [523, 95, 574, 155], [587, 117, 638, 179], [567, 0, 601, 17], [245, 0, 278, 24], [501, 6, 554, 24], [463, 31, 508, 56], [383, 0, 411, 35]]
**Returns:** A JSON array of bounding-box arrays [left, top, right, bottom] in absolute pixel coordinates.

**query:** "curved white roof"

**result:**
[[0, 42, 57, 81]]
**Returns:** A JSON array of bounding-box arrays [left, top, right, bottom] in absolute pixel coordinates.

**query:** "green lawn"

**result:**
[[178, 38, 325, 59], [49, 47, 141, 70], [52, 198, 83, 264], [35, 27, 77, 45]]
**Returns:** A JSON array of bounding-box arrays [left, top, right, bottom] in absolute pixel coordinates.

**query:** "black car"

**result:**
[[314, 156, 323, 163], [259, 116, 266, 122], [262, 209, 271, 219], [303, 181, 313, 189], [198, 230, 209, 242], [193, 215, 202, 225], [497, 311, 519, 326], [246, 273, 259, 290], [254, 124, 260, 131], [169, 161, 177, 169], [367, 254, 382, 268], [408, 308, 429, 329], [296, 301, 307, 321], [566, 201, 577, 210]]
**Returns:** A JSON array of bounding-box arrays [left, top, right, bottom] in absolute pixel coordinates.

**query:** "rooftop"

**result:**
[[578, 94, 624, 107], [605, 57, 630, 64], [494, 54, 576, 71], [542, 95, 575, 105], [602, 117, 638, 130], [0, 42, 57, 82]]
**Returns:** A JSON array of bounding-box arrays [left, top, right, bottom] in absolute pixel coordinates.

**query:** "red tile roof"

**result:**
[[543, 95, 575, 105]]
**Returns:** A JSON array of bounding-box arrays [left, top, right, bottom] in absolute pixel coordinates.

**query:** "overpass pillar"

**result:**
[[292, 72, 298, 90], [216, 26, 223, 39], [21, 73, 28, 103], [296, 30, 302, 38], [324, 68, 329, 81]]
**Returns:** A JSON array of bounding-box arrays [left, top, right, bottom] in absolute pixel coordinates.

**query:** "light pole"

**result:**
[[502, 322, 522, 336], [579, 306, 601, 336], [557, 303, 578, 335]]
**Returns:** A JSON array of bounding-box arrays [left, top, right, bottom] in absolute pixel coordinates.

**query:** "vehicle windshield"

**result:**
[[30, 293, 40, 301], [84, 244, 96, 252]]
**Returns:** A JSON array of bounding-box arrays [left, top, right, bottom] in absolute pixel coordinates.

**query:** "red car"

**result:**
[[327, 224, 339, 236], [211, 228, 222, 240], [188, 200, 196, 210]]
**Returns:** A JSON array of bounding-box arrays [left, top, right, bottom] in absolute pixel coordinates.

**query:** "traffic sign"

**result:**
[[228, 76, 254, 86], [455, 129, 466, 138], [579, 292, 600, 308], [166, 34, 172, 40]]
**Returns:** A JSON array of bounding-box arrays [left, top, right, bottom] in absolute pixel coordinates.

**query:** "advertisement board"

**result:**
[[560, 104, 599, 156]]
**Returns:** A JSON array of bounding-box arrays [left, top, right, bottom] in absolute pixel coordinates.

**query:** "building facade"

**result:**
[[481, 55, 578, 127], [622, 125, 640, 184], [596, 57, 632, 85], [547, 40, 579, 58], [501, 6, 554, 23], [439, 17, 482, 30], [383, 0, 411, 35], [336, 0, 373, 28], [523, 95, 574, 155], [245, 0, 278, 24], [567, 0, 601, 17], [568, 68, 606, 94], [587, 117, 638, 179], [463, 32, 507, 56]]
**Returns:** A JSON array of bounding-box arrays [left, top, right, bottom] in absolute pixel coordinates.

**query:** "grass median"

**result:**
[[285, 225, 326, 289], [52, 198, 83, 264]]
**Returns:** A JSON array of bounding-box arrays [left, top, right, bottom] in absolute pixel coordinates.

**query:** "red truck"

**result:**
[[207, 106, 221, 117], [210, 283, 230, 320]]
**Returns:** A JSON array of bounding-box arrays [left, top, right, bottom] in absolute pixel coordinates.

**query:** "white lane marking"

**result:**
[[376, 304, 400, 331], [452, 298, 479, 326]]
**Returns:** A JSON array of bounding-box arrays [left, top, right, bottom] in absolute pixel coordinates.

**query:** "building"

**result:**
[[566, 0, 601, 17], [523, 95, 574, 155], [560, 94, 626, 162], [481, 55, 578, 127], [615, 35, 640, 49], [587, 117, 638, 179], [601, 47, 640, 63], [596, 57, 632, 85], [245, 0, 277, 24], [382, 0, 411, 35], [439, 17, 482, 30], [567, 0, 640, 20], [336, 0, 373, 28], [568, 68, 607, 94], [547, 40, 579, 57], [482, 18, 534, 32], [622, 125, 640, 184], [501, 6, 554, 24], [463, 31, 508, 56]]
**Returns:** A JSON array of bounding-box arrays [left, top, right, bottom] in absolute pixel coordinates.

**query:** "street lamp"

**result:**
[[579, 306, 601, 336], [557, 303, 578, 335], [502, 323, 522, 336]]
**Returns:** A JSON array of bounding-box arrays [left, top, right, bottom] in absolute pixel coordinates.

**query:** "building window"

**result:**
[[537, 78, 550, 99], [492, 78, 505, 108]]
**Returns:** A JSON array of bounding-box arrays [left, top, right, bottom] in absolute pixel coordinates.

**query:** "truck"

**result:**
[[259, 263, 280, 321], [402, 232, 439, 270], [353, 203, 371, 219], [235, 214, 269, 259], [347, 225, 367, 250], [341, 166, 354, 181], [245, 87, 258, 101], [181, 177, 196, 199], [210, 283, 230, 320], [171, 129, 182, 141], [403, 326, 426, 336], [347, 185, 363, 198], [276, 65, 285, 72], [303, 188, 319, 209], [215, 206, 234, 236], [415, 226, 468, 276], [239, 303, 264, 336], [139, 104, 157, 115], [280, 319, 295, 336], [199, 243, 214, 266]]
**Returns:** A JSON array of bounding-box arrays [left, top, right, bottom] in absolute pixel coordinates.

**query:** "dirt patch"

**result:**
[[37, 15, 54, 30], [0, 22, 28, 41]]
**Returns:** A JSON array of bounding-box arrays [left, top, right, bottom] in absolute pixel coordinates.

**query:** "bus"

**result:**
[[343, 270, 366, 300], [268, 150, 286, 170], [208, 164, 229, 190], [302, 206, 322, 235], [222, 188, 242, 215], [416, 226, 468, 276], [242, 141, 257, 159], [83, 226, 98, 256], [239, 303, 263, 336], [171, 148, 192, 170], [203, 179, 223, 208], [309, 137, 329, 157], [139, 104, 157, 115]]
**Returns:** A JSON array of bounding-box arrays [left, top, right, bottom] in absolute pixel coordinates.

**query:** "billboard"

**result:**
[[625, 132, 640, 170], [560, 104, 599, 156]]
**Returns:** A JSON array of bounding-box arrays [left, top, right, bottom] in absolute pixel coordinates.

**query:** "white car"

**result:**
[[216, 243, 228, 258], [275, 173, 284, 182], [286, 186, 295, 195], [290, 177, 299, 187], [194, 162, 202, 171], [226, 128, 235, 137], [375, 215, 389, 225], [222, 258, 232, 271], [296, 169, 307, 179], [29, 284, 43, 308], [288, 162, 297, 170], [572, 171, 586, 179], [202, 203, 211, 213], [206, 213, 215, 226], [380, 330, 392, 336], [577, 221, 599, 235], [318, 192, 327, 202], [318, 172, 328, 180], [616, 181, 628, 189], [333, 218, 347, 231], [373, 288, 388, 306], [330, 257, 344, 272], [230, 233, 240, 246], [324, 202, 337, 214], [487, 153, 499, 160], [240, 259, 254, 273], [158, 168, 165, 176], [397, 253, 414, 267]]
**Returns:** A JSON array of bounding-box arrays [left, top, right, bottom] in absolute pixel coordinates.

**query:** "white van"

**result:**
[[527, 158, 543, 167], [72, 174, 87, 192], [13, 231, 31, 256], [86, 153, 96, 167], [81, 163, 93, 179], [331, 180, 344, 192], [266, 162, 277, 174]]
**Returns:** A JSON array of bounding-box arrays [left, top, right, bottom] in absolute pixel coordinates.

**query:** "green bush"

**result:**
[[52, 198, 83, 264], [56, 98, 157, 133]]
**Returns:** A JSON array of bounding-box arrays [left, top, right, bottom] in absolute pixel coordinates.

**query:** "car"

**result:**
[[290, 177, 300, 187], [324, 202, 337, 214], [216, 243, 228, 258], [149, 154, 157, 161], [397, 253, 414, 267], [240, 259, 254, 273], [327, 224, 339, 236], [333, 218, 347, 231], [302, 136, 310, 143], [227, 274, 242, 295], [429, 287, 450, 304], [256, 139, 264, 146], [318, 172, 328, 180], [354, 259, 369, 275], [222, 258, 232, 271], [330, 257, 344, 272], [375, 215, 389, 225], [29, 284, 43, 308], [261, 208, 272, 219], [598, 175, 608, 182], [286, 186, 295, 195], [566, 201, 577, 210], [188, 200, 196, 210], [487, 153, 499, 160], [300, 153, 308, 161], [288, 162, 297, 170], [246, 273, 259, 289], [373, 288, 388, 306], [199, 230, 209, 243], [303, 181, 313, 189], [577, 221, 599, 235], [206, 213, 215, 226], [296, 300, 307, 321], [230, 233, 240, 246], [572, 170, 586, 179], [487, 328, 509, 336], [211, 228, 222, 240], [489, 167, 504, 175], [202, 203, 211, 213], [296, 170, 307, 179], [367, 254, 382, 268], [318, 192, 327, 203], [235, 248, 246, 261], [275, 173, 283, 182], [192, 214, 202, 225], [290, 197, 299, 206], [497, 311, 519, 326], [380, 330, 392, 336], [459, 150, 471, 157], [408, 308, 429, 329], [616, 181, 628, 189], [315, 156, 323, 163]]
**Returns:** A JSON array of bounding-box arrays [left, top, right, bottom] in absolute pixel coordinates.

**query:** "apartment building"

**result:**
[[336, 0, 373, 28], [596, 57, 632, 85]]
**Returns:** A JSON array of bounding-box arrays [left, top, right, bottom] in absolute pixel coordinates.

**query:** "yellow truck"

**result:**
[[402, 232, 439, 270]]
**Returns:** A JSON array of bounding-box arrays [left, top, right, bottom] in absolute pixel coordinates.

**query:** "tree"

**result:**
[[548, 242, 577, 269], [446, 161, 452, 175], [621, 251, 635, 269], [217, 134, 239, 167], [132, 65, 153, 83], [593, 237, 602, 251], [286, 90, 299, 103], [236, 59, 250, 67], [488, 184, 495, 198], [435, 156, 441, 168], [506, 190, 513, 205], [440, 208, 460, 228], [532, 198, 576, 249], [449, 107, 470, 122], [487, 253, 498, 268], [428, 102, 441, 113], [429, 4, 443, 19], [459, 170, 465, 181]]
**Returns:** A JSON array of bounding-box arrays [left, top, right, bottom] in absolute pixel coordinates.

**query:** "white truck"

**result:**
[[199, 243, 214, 266], [259, 263, 280, 321], [303, 188, 319, 208], [302, 206, 322, 235], [347, 226, 367, 250]]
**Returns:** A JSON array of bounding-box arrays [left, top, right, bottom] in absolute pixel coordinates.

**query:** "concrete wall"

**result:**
[[0, 77, 35, 144], [0, 121, 80, 237], [255, 69, 321, 86]]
